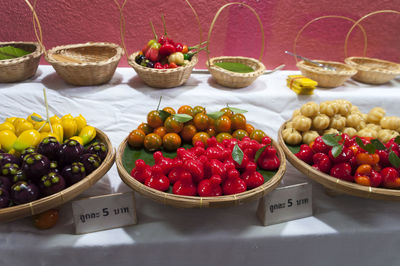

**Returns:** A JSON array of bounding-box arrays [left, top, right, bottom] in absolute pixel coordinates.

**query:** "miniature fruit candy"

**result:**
[[58, 139, 83, 166], [34, 209, 59, 230], [80, 153, 101, 174], [39, 172, 66, 196], [85, 141, 108, 161], [37, 137, 60, 161], [22, 153, 50, 182], [0, 130, 17, 152], [0, 188, 10, 208], [11, 181, 39, 204], [79, 126, 96, 145], [13, 129, 41, 152]]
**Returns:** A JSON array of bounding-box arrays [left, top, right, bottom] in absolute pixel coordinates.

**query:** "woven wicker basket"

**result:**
[[278, 122, 400, 200], [46, 42, 124, 86], [344, 57, 400, 85], [206, 2, 265, 88], [297, 60, 357, 88], [0, 43, 42, 83], [0, 128, 115, 223], [128, 51, 198, 88], [116, 137, 286, 208]]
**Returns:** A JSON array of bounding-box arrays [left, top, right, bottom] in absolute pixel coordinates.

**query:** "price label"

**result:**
[[72, 192, 137, 234], [257, 182, 312, 226]]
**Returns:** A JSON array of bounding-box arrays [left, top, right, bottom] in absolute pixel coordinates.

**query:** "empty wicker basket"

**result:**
[[297, 60, 357, 88], [46, 42, 124, 86], [0, 42, 43, 83], [344, 57, 400, 85]]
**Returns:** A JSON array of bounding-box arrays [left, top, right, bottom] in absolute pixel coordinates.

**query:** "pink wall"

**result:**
[[1, 0, 400, 69]]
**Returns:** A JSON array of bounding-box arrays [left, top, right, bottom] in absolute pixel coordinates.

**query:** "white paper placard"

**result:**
[[72, 192, 137, 234], [257, 182, 312, 226]]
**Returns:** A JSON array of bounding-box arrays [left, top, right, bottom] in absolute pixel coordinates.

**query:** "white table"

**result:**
[[0, 66, 399, 266]]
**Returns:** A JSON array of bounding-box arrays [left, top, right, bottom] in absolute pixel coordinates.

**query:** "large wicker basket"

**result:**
[[0, 128, 115, 223], [344, 57, 400, 85], [0, 43, 42, 83], [297, 60, 357, 88], [128, 51, 198, 88], [278, 122, 400, 201], [45, 42, 124, 86], [116, 137, 286, 208], [207, 2, 266, 88]]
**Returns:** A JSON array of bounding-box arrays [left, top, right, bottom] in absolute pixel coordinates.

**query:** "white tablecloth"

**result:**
[[0, 66, 400, 266]]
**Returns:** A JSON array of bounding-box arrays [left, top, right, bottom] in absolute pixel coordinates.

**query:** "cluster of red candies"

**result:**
[[295, 134, 400, 188], [131, 136, 280, 196]]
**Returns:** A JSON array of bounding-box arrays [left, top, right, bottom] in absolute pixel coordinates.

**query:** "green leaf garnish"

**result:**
[[322, 134, 341, 147], [389, 151, 400, 168], [227, 106, 248, 114], [172, 114, 193, 123], [30, 115, 44, 122], [371, 139, 386, 150], [331, 145, 343, 158], [214, 62, 255, 73], [254, 145, 267, 163], [355, 137, 376, 154], [232, 144, 244, 165], [355, 137, 367, 150], [0, 46, 31, 60], [395, 136, 400, 145], [207, 111, 224, 120], [159, 110, 171, 121]]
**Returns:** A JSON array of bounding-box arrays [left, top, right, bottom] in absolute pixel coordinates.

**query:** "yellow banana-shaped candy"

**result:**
[[15, 121, 34, 136], [62, 119, 78, 139], [52, 123, 64, 143], [74, 114, 87, 134], [79, 126, 96, 145], [13, 129, 41, 151], [0, 122, 15, 133], [0, 130, 17, 152]]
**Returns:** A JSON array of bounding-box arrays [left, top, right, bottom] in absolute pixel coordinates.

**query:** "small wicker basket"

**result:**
[[116, 137, 286, 208], [297, 60, 357, 88], [24, 0, 123, 86], [0, 128, 115, 223], [206, 2, 266, 88], [278, 122, 400, 201]]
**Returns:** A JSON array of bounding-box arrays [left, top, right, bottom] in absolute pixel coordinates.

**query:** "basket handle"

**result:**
[[207, 2, 265, 65], [344, 10, 400, 58], [293, 15, 368, 63], [113, 0, 203, 58], [23, 0, 46, 55]]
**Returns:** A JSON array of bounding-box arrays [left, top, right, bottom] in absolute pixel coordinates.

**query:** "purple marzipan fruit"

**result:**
[[39, 172, 66, 196], [0, 176, 11, 191], [80, 154, 101, 174], [0, 188, 10, 208], [58, 139, 83, 167], [1, 163, 20, 179], [21, 153, 50, 182], [11, 181, 39, 205], [85, 142, 107, 161], [37, 137, 60, 161], [11, 170, 27, 184], [62, 162, 86, 186], [0, 153, 20, 168], [49, 161, 60, 174], [20, 146, 36, 162]]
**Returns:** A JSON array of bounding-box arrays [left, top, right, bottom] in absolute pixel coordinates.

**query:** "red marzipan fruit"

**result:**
[[295, 144, 314, 165], [131, 159, 151, 183], [197, 175, 222, 197], [381, 167, 400, 188], [145, 165, 170, 191], [329, 163, 353, 182]]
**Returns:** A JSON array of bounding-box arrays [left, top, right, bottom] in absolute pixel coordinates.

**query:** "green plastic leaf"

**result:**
[[232, 144, 244, 165], [395, 136, 400, 145], [365, 143, 376, 154], [30, 115, 44, 122], [227, 106, 248, 114], [322, 134, 341, 147], [389, 151, 400, 168], [355, 137, 367, 150], [0, 46, 31, 60], [214, 62, 255, 73], [254, 145, 267, 163], [331, 145, 343, 158], [207, 111, 224, 120], [172, 114, 193, 123], [287, 144, 300, 154], [159, 110, 171, 121], [371, 139, 386, 151]]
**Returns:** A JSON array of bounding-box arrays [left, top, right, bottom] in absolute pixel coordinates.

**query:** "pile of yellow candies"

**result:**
[[0, 113, 96, 154]]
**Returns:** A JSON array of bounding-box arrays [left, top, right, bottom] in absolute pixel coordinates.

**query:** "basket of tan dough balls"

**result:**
[[278, 100, 400, 200]]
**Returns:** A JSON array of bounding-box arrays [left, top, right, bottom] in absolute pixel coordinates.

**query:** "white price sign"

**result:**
[[257, 182, 312, 226], [72, 192, 137, 234]]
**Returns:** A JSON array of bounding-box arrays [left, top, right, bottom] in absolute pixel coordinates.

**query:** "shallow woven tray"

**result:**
[[344, 57, 400, 85], [128, 51, 198, 89], [0, 42, 43, 83], [297, 60, 357, 88], [207, 56, 266, 88], [116, 137, 286, 208], [278, 121, 400, 200], [0, 128, 115, 223], [46, 42, 123, 86]]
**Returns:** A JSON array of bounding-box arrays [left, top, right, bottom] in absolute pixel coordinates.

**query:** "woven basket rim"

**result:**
[[46, 42, 124, 67], [345, 56, 400, 74], [128, 51, 198, 73], [278, 121, 400, 200], [206, 56, 266, 77], [297, 60, 357, 76], [0, 128, 116, 222], [0, 41, 43, 66], [116, 136, 286, 207]]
